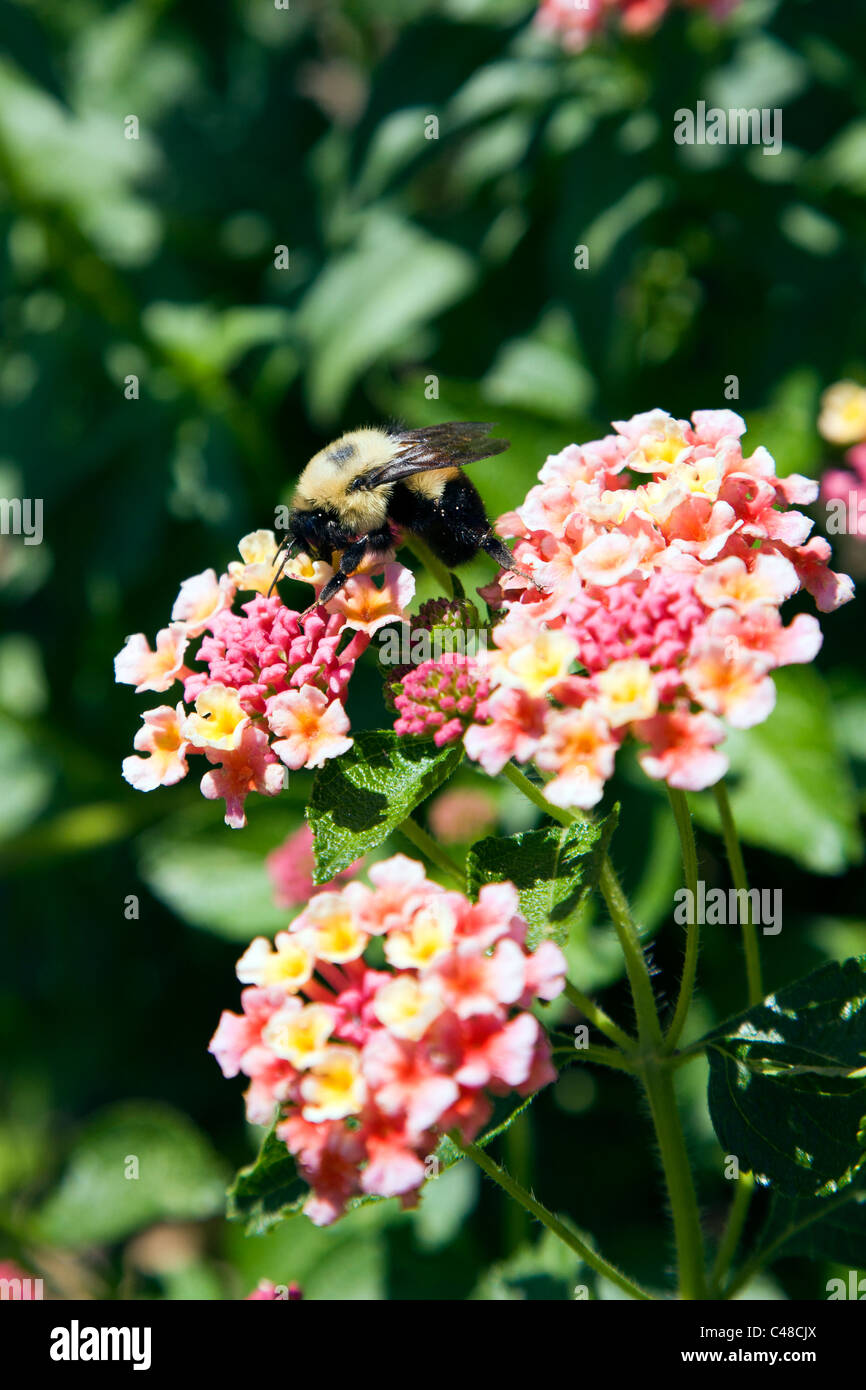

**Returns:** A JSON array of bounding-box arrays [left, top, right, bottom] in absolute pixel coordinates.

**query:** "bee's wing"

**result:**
[[362, 422, 509, 489]]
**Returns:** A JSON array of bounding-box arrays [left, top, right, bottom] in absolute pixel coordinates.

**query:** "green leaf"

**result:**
[[757, 1185, 866, 1268], [448, 60, 558, 127], [466, 808, 619, 948], [0, 635, 48, 715], [0, 715, 54, 844], [414, 1160, 479, 1252], [581, 178, 668, 270], [449, 114, 533, 193], [32, 1103, 226, 1247], [138, 834, 289, 940], [703, 956, 866, 1200], [353, 107, 429, 202], [469, 1227, 582, 1301], [143, 302, 292, 378], [482, 310, 594, 421], [307, 731, 462, 883], [136, 802, 308, 940], [224, 1195, 397, 1301], [690, 667, 863, 874], [706, 35, 809, 114], [227, 1121, 307, 1235], [814, 116, 866, 196], [297, 211, 475, 420]]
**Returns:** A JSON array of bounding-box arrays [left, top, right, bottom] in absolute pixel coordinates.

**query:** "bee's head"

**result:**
[[286, 507, 349, 563]]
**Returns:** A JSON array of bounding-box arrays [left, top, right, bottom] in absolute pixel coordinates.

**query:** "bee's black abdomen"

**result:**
[[389, 474, 491, 568]]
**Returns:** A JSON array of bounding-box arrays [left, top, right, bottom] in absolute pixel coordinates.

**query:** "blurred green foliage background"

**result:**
[[1, 0, 865, 1299]]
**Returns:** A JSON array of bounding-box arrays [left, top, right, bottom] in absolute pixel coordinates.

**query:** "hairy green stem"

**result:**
[[502, 758, 571, 827], [640, 1061, 708, 1299], [713, 781, 762, 1006], [503, 1113, 532, 1252], [451, 1132, 655, 1300], [710, 1172, 754, 1296], [664, 788, 700, 1052], [554, 1040, 703, 1074], [552, 1041, 638, 1074], [710, 782, 761, 1296], [598, 857, 663, 1049], [502, 762, 660, 1047], [562, 980, 637, 1052], [503, 757, 709, 1300], [398, 816, 465, 888]]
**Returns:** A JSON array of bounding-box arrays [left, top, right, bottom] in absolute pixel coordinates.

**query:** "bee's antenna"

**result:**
[[267, 537, 299, 597]]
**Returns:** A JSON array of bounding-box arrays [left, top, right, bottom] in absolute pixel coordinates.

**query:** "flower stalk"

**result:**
[[450, 1131, 655, 1301], [503, 757, 710, 1299], [663, 787, 700, 1052], [713, 780, 763, 1006]]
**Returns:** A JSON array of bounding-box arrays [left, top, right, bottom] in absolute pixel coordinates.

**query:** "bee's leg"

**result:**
[[315, 569, 351, 607], [267, 536, 299, 597], [479, 532, 537, 584], [316, 529, 393, 607]]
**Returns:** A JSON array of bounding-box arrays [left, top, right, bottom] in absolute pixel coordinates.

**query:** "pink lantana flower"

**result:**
[[535, 704, 619, 809], [228, 529, 284, 596], [491, 623, 579, 698], [694, 553, 799, 614], [427, 787, 497, 845], [358, 854, 435, 936], [463, 687, 547, 775], [116, 536, 389, 825], [114, 628, 189, 693], [683, 639, 776, 729], [535, 0, 607, 51], [327, 562, 415, 634], [459, 408, 851, 808], [200, 724, 286, 829], [0, 1260, 40, 1298], [171, 568, 234, 636], [210, 855, 565, 1226], [574, 530, 649, 587], [820, 444, 866, 580], [184, 682, 250, 750], [122, 703, 190, 792], [362, 1030, 459, 1137], [267, 685, 353, 769], [636, 708, 728, 791], [821, 446, 866, 541], [534, 0, 738, 53]]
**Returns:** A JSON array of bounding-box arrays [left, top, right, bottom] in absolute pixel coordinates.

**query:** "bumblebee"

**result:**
[[271, 421, 526, 605]]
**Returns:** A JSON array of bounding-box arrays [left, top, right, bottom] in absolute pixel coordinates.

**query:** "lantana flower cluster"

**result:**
[[114, 530, 414, 827], [385, 596, 492, 748], [209, 855, 565, 1226], [819, 380, 866, 571], [394, 654, 491, 747], [535, 0, 739, 52], [455, 409, 852, 808]]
